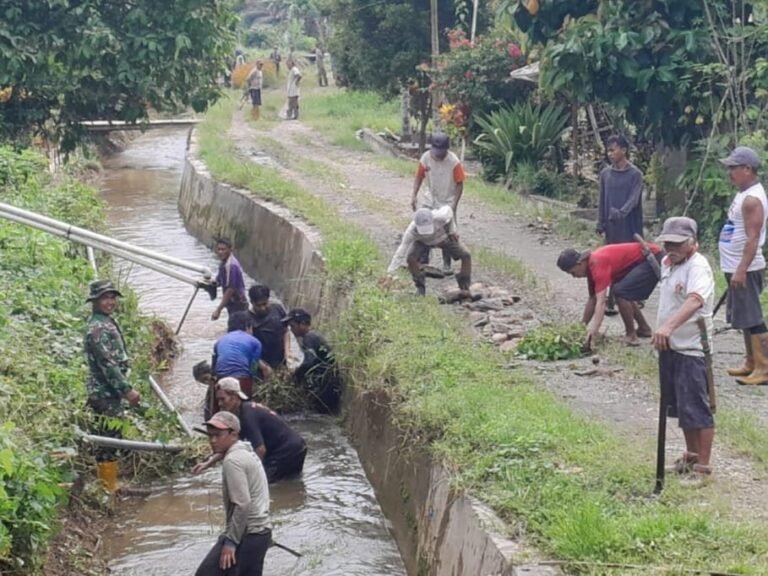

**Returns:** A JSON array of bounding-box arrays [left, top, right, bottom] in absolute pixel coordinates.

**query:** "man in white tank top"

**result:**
[[718, 146, 768, 385]]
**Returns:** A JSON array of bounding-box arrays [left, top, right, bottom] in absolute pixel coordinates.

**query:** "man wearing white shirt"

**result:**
[[285, 60, 302, 120], [388, 206, 471, 296], [718, 146, 768, 385]]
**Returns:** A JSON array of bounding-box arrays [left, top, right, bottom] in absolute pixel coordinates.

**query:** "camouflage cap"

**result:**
[[86, 279, 123, 302]]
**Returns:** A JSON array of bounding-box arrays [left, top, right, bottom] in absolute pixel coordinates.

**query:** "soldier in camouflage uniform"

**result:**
[[84, 279, 141, 460]]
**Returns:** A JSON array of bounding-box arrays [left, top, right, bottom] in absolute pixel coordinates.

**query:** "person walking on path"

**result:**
[[285, 60, 302, 120], [411, 133, 466, 274], [597, 134, 645, 314], [212, 312, 267, 399], [244, 61, 263, 120], [211, 237, 248, 321], [270, 47, 281, 76], [652, 216, 716, 485], [283, 308, 342, 413], [84, 280, 141, 484], [557, 242, 662, 349], [248, 284, 290, 373], [718, 146, 768, 385], [193, 379, 307, 483], [195, 411, 272, 576], [388, 206, 472, 296], [315, 45, 328, 87]]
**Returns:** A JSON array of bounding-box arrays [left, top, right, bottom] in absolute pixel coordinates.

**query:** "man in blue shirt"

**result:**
[[212, 312, 263, 399]]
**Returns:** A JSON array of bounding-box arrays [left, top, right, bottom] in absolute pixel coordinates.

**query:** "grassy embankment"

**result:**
[[199, 95, 768, 573], [296, 83, 768, 471], [0, 147, 187, 573]]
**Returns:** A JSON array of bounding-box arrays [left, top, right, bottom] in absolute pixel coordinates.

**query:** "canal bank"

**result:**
[[179, 132, 554, 576], [97, 127, 405, 575]]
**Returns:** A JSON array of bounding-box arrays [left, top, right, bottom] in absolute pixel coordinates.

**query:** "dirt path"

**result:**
[[227, 105, 768, 521]]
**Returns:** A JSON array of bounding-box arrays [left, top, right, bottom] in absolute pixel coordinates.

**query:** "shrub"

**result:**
[[473, 101, 569, 180], [516, 323, 587, 361], [532, 169, 566, 198]]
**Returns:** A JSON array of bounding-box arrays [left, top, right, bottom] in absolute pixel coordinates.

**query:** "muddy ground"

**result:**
[[228, 100, 768, 523]]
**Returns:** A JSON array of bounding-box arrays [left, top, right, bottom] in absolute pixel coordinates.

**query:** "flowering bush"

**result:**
[[435, 28, 532, 138]]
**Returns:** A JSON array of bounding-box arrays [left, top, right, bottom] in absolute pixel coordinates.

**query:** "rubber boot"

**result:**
[[736, 333, 768, 385], [96, 460, 119, 493], [727, 331, 753, 377], [414, 272, 426, 296]]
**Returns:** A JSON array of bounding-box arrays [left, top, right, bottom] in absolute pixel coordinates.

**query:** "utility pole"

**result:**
[[430, 0, 439, 66]]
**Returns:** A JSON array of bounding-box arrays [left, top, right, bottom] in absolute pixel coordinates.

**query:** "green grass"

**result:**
[[469, 244, 540, 288], [198, 97, 379, 281], [198, 96, 768, 574]]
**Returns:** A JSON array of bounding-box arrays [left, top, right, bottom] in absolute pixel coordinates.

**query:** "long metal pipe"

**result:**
[[83, 435, 184, 453], [0, 211, 211, 289], [0, 202, 213, 279], [149, 375, 194, 437]]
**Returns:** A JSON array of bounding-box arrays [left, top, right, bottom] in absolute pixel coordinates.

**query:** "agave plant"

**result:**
[[473, 101, 570, 178]]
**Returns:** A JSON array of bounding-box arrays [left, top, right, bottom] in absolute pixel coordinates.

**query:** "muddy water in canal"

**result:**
[[98, 128, 406, 575]]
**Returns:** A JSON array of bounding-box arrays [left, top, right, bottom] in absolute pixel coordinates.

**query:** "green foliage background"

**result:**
[[0, 146, 182, 572]]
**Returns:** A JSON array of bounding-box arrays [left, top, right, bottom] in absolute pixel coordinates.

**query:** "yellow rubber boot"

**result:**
[[96, 460, 119, 493], [727, 331, 753, 377], [736, 334, 768, 385]]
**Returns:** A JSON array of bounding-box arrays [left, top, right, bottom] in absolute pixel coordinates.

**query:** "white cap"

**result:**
[[217, 377, 248, 400]]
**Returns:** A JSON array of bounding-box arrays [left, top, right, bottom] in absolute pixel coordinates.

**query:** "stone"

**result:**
[[469, 282, 486, 293], [499, 339, 520, 354], [468, 298, 505, 312], [468, 311, 489, 327], [488, 287, 510, 299], [491, 333, 509, 343], [501, 295, 522, 306], [521, 311, 535, 320]]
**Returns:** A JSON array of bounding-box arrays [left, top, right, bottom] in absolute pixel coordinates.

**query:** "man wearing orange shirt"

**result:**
[[558, 242, 663, 348], [411, 133, 465, 273]]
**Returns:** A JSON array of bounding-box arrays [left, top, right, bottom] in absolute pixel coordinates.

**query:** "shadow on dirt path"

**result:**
[[226, 104, 768, 522]]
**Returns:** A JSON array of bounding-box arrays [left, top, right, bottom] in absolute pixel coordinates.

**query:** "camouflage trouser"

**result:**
[[87, 396, 123, 462]]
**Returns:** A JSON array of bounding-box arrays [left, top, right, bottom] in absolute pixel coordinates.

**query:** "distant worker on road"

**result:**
[[245, 61, 264, 120], [315, 44, 328, 87], [270, 47, 281, 76], [388, 206, 471, 297], [285, 59, 302, 120], [193, 379, 307, 484], [557, 242, 661, 349], [596, 134, 645, 315], [195, 411, 272, 576], [718, 146, 768, 385], [653, 216, 715, 485], [283, 308, 342, 413], [84, 280, 141, 484], [211, 237, 248, 321], [411, 133, 465, 274]]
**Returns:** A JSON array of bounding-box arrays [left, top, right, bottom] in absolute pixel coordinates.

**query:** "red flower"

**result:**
[[508, 43, 522, 58]]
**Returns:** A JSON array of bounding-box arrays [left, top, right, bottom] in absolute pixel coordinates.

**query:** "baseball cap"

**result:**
[[414, 208, 435, 235], [430, 133, 450, 150], [217, 377, 248, 400], [281, 308, 312, 324], [204, 410, 241, 433], [719, 146, 760, 170], [656, 216, 697, 243], [556, 248, 588, 272]]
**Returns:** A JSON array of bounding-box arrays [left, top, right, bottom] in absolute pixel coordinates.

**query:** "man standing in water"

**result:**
[[596, 134, 645, 314], [211, 237, 248, 321], [195, 411, 272, 576], [84, 279, 141, 487]]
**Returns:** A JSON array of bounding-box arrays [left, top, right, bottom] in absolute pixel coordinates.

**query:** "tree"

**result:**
[[0, 0, 238, 152], [328, 0, 475, 95]]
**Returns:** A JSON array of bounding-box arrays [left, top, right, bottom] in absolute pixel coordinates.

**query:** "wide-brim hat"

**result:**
[[86, 279, 123, 302]]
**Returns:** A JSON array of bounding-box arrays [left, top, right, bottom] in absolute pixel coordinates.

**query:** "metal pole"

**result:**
[[86, 246, 98, 273], [148, 375, 194, 437], [176, 286, 200, 335], [83, 435, 184, 453], [470, 0, 479, 42], [0, 202, 213, 279], [0, 211, 210, 288]]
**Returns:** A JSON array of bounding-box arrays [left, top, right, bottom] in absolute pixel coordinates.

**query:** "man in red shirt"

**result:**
[[557, 242, 663, 349]]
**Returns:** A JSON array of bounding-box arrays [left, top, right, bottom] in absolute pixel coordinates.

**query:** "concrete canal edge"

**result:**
[[178, 133, 558, 576]]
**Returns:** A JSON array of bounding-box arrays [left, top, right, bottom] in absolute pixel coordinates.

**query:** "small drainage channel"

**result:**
[[97, 127, 406, 575]]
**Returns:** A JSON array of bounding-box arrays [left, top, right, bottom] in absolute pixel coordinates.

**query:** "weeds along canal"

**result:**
[[98, 128, 406, 575]]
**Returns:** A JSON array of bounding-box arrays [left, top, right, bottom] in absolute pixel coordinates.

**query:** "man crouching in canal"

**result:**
[[653, 217, 716, 485], [196, 411, 272, 576]]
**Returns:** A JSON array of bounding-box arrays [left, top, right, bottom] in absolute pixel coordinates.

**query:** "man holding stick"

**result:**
[[653, 217, 715, 486]]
